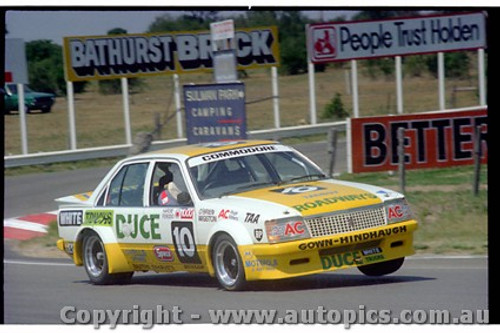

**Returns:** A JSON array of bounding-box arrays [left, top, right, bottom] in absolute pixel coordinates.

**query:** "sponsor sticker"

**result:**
[[218, 209, 238, 221], [153, 246, 174, 262], [123, 249, 147, 263], [188, 144, 293, 167], [254, 229, 264, 242], [59, 210, 83, 226], [244, 213, 260, 223], [83, 210, 113, 226], [271, 185, 325, 195]]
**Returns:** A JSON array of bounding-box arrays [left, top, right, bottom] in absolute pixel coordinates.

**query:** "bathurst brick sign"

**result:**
[[63, 26, 279, 81]]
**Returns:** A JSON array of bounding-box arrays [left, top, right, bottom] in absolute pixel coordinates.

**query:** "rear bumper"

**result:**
[[239, 220, 417, 281]]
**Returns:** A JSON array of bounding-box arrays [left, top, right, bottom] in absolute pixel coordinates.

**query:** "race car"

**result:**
[[56, 140, 418, 291]]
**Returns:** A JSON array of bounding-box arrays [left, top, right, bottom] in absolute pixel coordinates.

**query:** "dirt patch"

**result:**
[[6, 239, 69, 259]]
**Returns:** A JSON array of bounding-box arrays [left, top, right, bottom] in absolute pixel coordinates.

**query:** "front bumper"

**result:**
[[239, 220, 417, 281]]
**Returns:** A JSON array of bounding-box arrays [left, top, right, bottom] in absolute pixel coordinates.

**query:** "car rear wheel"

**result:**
[[212, 234, 246, 291], [357, 257, 405, 276], [83, 232, 132, 285]]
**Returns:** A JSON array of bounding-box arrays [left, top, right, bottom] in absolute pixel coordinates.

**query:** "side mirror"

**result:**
[[177, 192, 192, 206]]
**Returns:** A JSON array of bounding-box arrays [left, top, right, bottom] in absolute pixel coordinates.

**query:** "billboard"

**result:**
[[5, 39, 29, 84], [350, 108, 488, 173], [184, 83, 247, 144], [307, 12, 486, 63], [63, 26, 279, 81]]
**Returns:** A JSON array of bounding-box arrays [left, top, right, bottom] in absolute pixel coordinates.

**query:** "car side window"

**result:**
[[150, 162, 190, 206], [106, 163, 149, 207]]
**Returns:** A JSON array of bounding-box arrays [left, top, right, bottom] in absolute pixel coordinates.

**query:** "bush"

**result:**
[[322, 93, 349, 119], [426, 52, 470, 79]]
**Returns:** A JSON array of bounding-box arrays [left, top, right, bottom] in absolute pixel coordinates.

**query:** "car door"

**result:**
[[145, 160, 203, 270], [97, 161, 158, 244]]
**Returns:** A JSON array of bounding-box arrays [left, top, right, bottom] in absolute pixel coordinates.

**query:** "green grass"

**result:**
[[339, 165, 488, 255], [339, 165, 488, 188]]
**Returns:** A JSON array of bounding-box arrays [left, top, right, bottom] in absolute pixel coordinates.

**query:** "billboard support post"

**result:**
[[174, 74, 183, 139], [395, 56, 403, 114], [438, 52, 446, 110], [17, 83, 28, 154], [272, 66, 280, 129], [308, 62, 317, 125], [478, 48, 486, 106], [351, 60, 359, 118], [66, 81, 77, 150], [121, 77, 132, 145]]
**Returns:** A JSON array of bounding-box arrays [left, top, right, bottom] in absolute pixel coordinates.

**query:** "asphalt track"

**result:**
[[3, 255, 488, 324], [2, 141, 491, 325]]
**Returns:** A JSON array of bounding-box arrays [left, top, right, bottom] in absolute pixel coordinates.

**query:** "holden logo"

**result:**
[[254, 229, 264, 242], [154, 245, 174, 262]]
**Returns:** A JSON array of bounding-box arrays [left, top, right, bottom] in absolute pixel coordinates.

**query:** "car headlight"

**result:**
[[265, 217, 310, 244], [385, 198, 413, 224]]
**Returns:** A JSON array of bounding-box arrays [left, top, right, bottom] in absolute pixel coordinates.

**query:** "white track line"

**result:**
[[4, 259, 74, 266], [4, 219, 49, 233]]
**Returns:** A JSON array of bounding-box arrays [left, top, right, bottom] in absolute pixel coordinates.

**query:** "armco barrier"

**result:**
[[4, 121, 346, 168]]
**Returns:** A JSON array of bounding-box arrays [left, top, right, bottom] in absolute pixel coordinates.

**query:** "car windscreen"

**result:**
[[6, 84, 33, 94], [188, 150, 325, 199]]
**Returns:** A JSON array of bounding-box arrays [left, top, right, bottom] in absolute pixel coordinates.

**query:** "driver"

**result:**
[[158, 167, 180, 206]]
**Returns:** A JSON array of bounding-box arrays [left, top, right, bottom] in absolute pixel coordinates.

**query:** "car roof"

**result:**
[[130, 139, 280, 161]]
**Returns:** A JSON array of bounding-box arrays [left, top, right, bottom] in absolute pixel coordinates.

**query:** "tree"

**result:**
[[25, 40, 88, 95]]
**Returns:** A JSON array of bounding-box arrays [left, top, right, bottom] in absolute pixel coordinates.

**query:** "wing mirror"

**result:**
[[177, 192, 192, 206]]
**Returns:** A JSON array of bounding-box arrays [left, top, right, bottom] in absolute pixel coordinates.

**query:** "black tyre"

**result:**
[[41, 106, 51, 113], [83, 233, 132, 285], [212, 234, 246, 291], [357, 257, 405, 276]]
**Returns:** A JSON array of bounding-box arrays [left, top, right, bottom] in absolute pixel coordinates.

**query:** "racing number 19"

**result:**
[[171, 222, 201, 264]]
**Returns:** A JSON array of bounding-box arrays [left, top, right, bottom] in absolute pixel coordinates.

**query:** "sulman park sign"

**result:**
[[63, 26, 279, 81]]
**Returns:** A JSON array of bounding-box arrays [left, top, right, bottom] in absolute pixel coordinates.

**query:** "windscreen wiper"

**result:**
[[280, 173, 327, 185]]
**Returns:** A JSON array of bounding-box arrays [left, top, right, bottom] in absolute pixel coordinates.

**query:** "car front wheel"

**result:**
[[357, 257, 405, 276], [212, 234, 246, 291]]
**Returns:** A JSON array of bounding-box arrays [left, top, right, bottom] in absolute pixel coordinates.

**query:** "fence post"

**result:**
[[473, 126, 482, 196], [327, 128, 337, 177], [398, 127, 406, 194]]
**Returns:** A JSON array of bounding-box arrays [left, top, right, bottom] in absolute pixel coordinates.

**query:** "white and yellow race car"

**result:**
[[56, 140, 417, 291]]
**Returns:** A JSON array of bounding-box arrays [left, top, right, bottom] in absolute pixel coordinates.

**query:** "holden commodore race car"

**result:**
[[56, 140, 418, 291]]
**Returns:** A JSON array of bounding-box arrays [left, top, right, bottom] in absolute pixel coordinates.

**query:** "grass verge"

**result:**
[[339, 165, 488, 255]]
